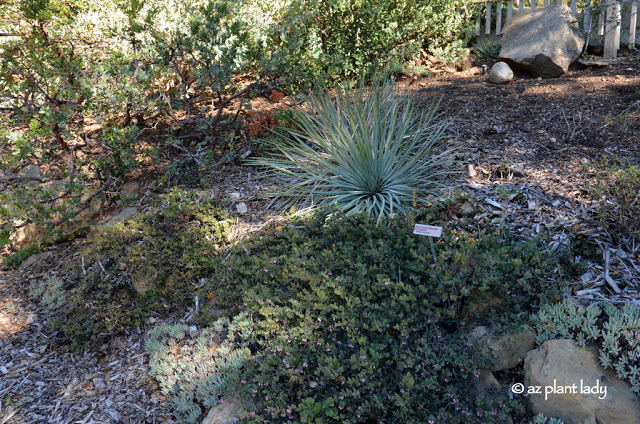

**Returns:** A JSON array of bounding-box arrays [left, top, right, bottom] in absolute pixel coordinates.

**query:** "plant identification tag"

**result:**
[[413, 224, 442, 265], [413, 224, 442, 237]]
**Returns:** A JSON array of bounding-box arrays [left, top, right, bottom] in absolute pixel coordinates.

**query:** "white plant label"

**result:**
[[413, 224, 442, 237]]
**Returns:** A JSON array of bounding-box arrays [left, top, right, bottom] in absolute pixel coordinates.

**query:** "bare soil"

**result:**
[[1, 56, 640, 423]]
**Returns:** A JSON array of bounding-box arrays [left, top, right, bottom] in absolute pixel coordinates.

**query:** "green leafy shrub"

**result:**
[[3, 244, 42, 269], [591, 156, 640, 243], [253, 80, 461, 223], [0, 0, 254, 244], [247, 0, 474, 84], [145, 313, 253, 424], [147, 0, 262, 127], [0, 0, 151, 241], [193, 211, 579, 422], [535, 297, 640, 394]]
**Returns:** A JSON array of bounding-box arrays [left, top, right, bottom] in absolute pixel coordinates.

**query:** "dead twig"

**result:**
[[0, 175, 46, 182]]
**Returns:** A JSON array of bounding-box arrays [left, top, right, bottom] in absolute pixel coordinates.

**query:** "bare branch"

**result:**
[[0, 175, 47, 182], [210, 83, 255, 127]]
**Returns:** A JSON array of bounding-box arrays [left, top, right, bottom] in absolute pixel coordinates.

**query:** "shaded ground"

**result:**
[[1, 56, 640, 423], [415, 57, 640, 162]]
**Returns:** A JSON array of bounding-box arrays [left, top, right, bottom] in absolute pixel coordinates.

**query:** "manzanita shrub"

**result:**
[[0, 0, 259, 247], [182, 210, 581, 423], [246, 0, 475, 85]]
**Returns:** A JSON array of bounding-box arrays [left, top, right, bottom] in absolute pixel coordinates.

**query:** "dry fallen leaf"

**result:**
[[166, 343, 180, 356]]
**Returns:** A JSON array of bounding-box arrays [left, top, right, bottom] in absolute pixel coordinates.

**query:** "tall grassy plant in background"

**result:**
[[253, 80, 461, 223]]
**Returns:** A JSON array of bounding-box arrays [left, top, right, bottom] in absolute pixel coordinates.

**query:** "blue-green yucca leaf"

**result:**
[[251, 79, 463, 223]]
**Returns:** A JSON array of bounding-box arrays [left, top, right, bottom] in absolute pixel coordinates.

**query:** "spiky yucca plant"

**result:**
[[474, 38, 501, 58], [253, 80, 461, 223]]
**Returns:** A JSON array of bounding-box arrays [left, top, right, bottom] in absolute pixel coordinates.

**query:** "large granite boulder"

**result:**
[[500, 5, 585, 78], [524, 339, 640, 424]]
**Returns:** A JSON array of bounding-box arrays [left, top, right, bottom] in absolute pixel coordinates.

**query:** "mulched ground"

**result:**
[[1, 55, 639, 423], [409, 55, 640, 301]]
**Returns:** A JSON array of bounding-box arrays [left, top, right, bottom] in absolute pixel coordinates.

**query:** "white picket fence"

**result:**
[[473, 0, 639, 59]]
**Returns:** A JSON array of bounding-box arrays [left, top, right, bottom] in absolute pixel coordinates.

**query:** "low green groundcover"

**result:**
[[149, 210, 581, 423]]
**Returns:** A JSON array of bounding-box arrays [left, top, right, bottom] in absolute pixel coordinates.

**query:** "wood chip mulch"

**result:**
[[0, 251, 174, 424]]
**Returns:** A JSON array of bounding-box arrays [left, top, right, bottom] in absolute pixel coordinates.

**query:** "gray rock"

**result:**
[[77, 186, 105, 219], [18, 251, 52, 270], [473, 369, 501, 394], [472, 325, 536, 371], [201, 400, 243, 424], [236, 202, 247, 214], [18, 165, 44, 184], [524, 339, 640, 424], [488, 62, 514, 84], [500, 5, 585, 78], [102, 207, 137, 226]]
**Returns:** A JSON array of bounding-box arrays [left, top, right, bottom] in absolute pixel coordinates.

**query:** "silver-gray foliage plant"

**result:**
[[253, 79, 462, 224], [529, 413, 565, 424], [536, 298, 640, 394], [29, 277, 67, 311], [145, 313, 253, 423]]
